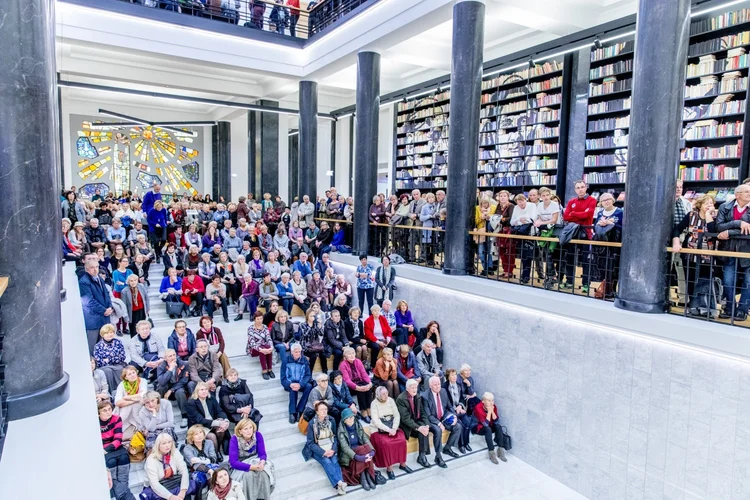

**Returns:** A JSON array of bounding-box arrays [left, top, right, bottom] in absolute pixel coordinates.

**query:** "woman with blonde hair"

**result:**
[[114, 365, 147, 440], [229, 418, 275, 500], [183, 424, 220, 493], [475, 197, 496, 275], [187, 381, 231, 457], [141, 433, 197, 500]]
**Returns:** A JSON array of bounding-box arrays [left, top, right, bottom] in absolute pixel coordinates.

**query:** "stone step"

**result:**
[[264, 430, 308, 458]]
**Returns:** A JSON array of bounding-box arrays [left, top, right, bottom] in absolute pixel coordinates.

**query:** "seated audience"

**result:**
[[127, 320, 165, 382], [344, 306, 369, 370], [168, 319, 197, 361], [141, 433, 197, 500], [183, 245, 202, 272], [332, 293, 350, 321], [395, 379, 432, 469], [329, 370, 359, 420], [114, 365, 148, 440], [247, 310, 275, 379], [93, 357, 110, 402], [416, 339, 442, 389], [369, 385, 411, 480], [443, 368, 473, 454], [276, 272, 295, 314], [307, 270, 329, 310], [417, 320, 444, 365], [335, 275, 352, 306], [235, 272, 259, 320], [181, 268, 205, 317], [137, 391, 177, 452], [338, 408, 378, 490], [262, 300, 280, 328], [219, 368, 262, 425], [259, 273, 279, 308], [205, 274, 230, 323], [459, 364, 480, 411], [156, 348, 191, 426], [396, 344, 422, 392], [422, 375, 463, 467], [199, 252, 218, 284], [339, 347, 373, 421], [281, 343, 313, 424], [93, 323, 127, 393], [302, 402, 347, 496], [472, 392, 508, 464], [207, 466, 244, 500], [324, 309, 350, 370], [79, 259, 114, 355], [197, 315, 232, 376], [393, 300, 416, 348], [373, 347, 400, 399], [291, 270, 310, 313], [99, 400, 131, 499], [364, 304, 396, 361], [271, 309, 295, 369], [186, 382, 231, 456], [304, 372, 337, 422], [229, 418, 274, 500], [120, 274, 150, 337], [298, 308, 328, 374], [183, 425, 221, 494], [159, 267, 183, 315], [189, 339, 224, 393]]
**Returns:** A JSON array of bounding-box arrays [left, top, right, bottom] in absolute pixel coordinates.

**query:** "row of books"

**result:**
[[683, 99, 746, 120], [689, 7, 750, 36], [482, 76, 563, 104], [586, 135, 629, 150], [591, 40, 634, 63], [678, 164, 739, 181], [395, 179, 447, 190], [396, 115, 449, 134], [590, 59, 633, 80], [480, 145, 559, 160], [585, 151, 628, 166], [397, 105, 450, 123], [481, 126, 559, 145], [688, 30, 750, 58], [681, 140, 742, 160], [396, 91, 451, 112], [397, 130, 449, 145], [685, 52, 748, 78], [397, 143, 449, 156], [584, 171, 627, 184], [682, 120, 744, 140], [684, 188, 735, 202], [477, 158, 558, 174], [589, 78, 632, 97], [477, 173, 557, 187], [396, 167, 448, 179], [684, 76, 748, 98], [481, 61, 564, 91], [588, 97, 631, 115], [396, 157, 438, 168], [588, 116, 630, 132]]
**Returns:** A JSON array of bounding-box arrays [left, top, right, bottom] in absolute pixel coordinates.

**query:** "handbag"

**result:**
[[501, 426, 512, 451], [297, 416, 309, 435], [159, 474, 183, 492], [166, 300, 186, 318], [307, 341, 324, 354], [378, 415, 395, 433]]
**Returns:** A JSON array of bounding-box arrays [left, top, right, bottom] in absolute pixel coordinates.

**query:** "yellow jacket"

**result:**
[[474, 204, 497, 230]]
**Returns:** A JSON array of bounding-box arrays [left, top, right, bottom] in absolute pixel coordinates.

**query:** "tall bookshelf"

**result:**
[[583, 39, 634, 197], [394, 91, 451, 194], [679, 6, 750, 202], [477, 59, 565, 194]]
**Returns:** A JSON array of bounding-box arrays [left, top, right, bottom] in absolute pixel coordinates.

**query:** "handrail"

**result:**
[[371, 222, 445, 232], [666, 247, 750, 259], [467, 230, 622, 247]]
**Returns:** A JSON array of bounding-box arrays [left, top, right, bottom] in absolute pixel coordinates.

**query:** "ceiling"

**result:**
[[57, 0, 638, 121]]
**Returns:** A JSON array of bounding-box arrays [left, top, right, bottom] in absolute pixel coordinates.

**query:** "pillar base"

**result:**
[[614, 296, 667, 314], [7, 372, 70, 421], [60, 288, 66, 302], [442, 266, 468, 276]]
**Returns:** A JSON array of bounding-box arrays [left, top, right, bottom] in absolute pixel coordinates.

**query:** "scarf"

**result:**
[[130, 286, 140, 307], [314, 416, 332, 442], [224, 377, 242, 391], [140, 334, 152, 356], [214, 480, 233, 500], [201, 327, 220, 346], [237, 433, 258, 459], [123, 377, 140, 396], [162, 453, 174, 479]]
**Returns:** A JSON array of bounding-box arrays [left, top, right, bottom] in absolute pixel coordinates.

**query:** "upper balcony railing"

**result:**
[[98, 0, 378, 42]]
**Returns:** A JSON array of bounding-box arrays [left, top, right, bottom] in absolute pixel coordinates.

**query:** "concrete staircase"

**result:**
[[127, 262, 491, 499]]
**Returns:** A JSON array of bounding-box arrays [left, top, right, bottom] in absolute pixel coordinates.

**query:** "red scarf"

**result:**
[[162, 453, 174, 479], [214, 480, 233, 499]]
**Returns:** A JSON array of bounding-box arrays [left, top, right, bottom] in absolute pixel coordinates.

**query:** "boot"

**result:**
[[234, 313, 243, 321], [115, 464, 131, 484], [497, 447, 508, 462], [360, 472, 371, 491], [367, 471, 377, 489], [488, 449, 499, 465]]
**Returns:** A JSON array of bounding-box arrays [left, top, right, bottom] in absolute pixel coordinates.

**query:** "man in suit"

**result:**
[[422, 376, 462, 467], [396, 379, 432, 469], [79, 260, 114, 355]]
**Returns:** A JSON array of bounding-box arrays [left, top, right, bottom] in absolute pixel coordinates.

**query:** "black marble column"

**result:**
[[0, 0, 70, 420], [212, 121, 231, 202], [443, 0, 485, 275], [563, 49, 591, 202], [289, 132, 299, 203], [353, 51, 381, 255], [298, 81, 318, 203], [615, 0, 690, 313], [248, 101, 279, 200]]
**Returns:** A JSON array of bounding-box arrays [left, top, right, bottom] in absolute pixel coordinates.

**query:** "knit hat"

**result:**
[[341, 408, 354, 420]]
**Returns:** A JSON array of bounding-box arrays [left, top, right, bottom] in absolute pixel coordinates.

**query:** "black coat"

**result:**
[[219, 380, 262, 424], [156, 359, 190, 395], [344, 318, 365, 343], [442, 380, 467, 410], [271, 321, 295, 346], [186, 396, 227, 428], [324, 319, 350, 350], [421, 388, 456, 426]]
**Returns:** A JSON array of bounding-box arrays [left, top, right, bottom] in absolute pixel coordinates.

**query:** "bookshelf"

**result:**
[[477, 59, 565, 195], [394, 91, 451, 194], [583, 39, 634, 196], [679, 6, 750, 202]]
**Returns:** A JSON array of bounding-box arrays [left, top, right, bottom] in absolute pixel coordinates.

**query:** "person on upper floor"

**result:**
[[717, 183, 750, 320], [368, 195, 387, 224], [564, 180, 597, 236], [302, 401, 348, 496], [416, 339, 442, 390], [219, 368, 262, 425], [128, 320, 165, 382], [282, 343, 313, 424], [472, 392, 508, 464], [510, 193, 538, 284], [156, 348, 191, 427], [168, 319, 197, 361], [313, 221, 334, 256]]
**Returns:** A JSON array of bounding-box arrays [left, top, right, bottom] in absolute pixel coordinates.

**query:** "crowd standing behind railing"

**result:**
[[65, 184, 514, 499]]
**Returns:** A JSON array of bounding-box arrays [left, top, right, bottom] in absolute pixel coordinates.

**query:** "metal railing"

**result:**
[[368, 223, 445, 270]]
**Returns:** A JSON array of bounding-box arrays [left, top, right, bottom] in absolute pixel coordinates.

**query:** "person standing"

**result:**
[[141, 184, 162, 220], [80, 260, 114, 354], [717, 184, 750, 320], [561, 180, 597, 291], [672, 179, 694, 305], [287, 0, 300, 36]]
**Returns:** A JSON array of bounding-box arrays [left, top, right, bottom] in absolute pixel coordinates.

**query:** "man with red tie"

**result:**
[[421, 375, 463, 468]]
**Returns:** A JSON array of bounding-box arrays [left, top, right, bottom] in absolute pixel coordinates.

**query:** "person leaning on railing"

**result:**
[[475, 197, 496, 276], [715, 186, 750, 320], [494, 190, 515, 278], [587, 193, 623, 298], [561, 180, 597, 291], [510, 194, 537, 284]]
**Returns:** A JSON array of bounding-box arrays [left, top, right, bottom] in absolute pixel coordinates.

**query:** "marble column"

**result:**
[[298, 81, 318, 203], [212, 121, 232, 202], [353, 51, 381, 256], [562, 49, 591, 202], [0, 0, 70, 420], [443, 0, 485, 275], [248, 101, 280, 199], [615, 0, 690, 313]]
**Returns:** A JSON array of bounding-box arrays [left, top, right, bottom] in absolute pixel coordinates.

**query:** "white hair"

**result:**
[[405, 379, 419, 390], [421, 339, 434, 349]]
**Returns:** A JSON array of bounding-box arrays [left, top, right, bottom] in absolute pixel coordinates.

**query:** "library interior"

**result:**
[[4, 0, 750, 499]]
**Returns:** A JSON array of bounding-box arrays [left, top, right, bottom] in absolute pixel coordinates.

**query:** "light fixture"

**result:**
[[692, 0, 748, 16], [599, 30, 636, 44], [336, 112, 354, 120], [533, 42, 594, 63], [594, 37, 603, 49], [483, 61, 529, 77], [288, 130, 299, 136], [99, 108, 199, 137]]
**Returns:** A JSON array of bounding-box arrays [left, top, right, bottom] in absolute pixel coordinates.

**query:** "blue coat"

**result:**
[[78, 272, 113, 331], [302, 416, 339, 461], [167, 329, 197, 359], [282, 354, 311, 390], [396, 351, 422, 384], [142, 190, 162, 215], [147, 208, 168, 229]]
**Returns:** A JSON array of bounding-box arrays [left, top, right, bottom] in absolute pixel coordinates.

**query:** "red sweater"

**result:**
[[100, 415, 123, 452], [563, 195, 597, 238], [364, 315, 392, 343], [287, 0, 300, 15], [181, 276, 205, 305], [472, 402, 499, 432]]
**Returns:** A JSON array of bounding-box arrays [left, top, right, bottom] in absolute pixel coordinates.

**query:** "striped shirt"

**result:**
[[100, 415, 123, 452]]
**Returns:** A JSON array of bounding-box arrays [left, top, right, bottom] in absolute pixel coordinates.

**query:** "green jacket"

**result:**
[[337, 418, 371, 467]]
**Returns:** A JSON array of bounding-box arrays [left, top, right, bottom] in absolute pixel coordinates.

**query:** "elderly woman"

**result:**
[[187, 381, 231, 457], [114, 365, 148, 440], [220, 368, 262, 425], [120, 274, 150, 337], [99, 400, 131, 497], [394, 300, 416, 348], [208, 465, 245, 500], [340, 346, 373, 421], [338, 407, 378, 490], [159, 267, 183, 316], [459, 363, 480, 411], [141, 433, 196, 500], [472, 392, 508, 464], [345, 306, 369, 369], [368, 194, 386, 224], [229, 418, 275, 500], [235, 272, 259, 321], [273, 227, 291, 263], [355, 254, 376, 313], [369, 385, 410, 480], [197, 315, 231, 376], [396, 345, 422, 393], [374, 255, 396, 307], [282, 343, 313, 424], [302, 402, 348, 496], [92, 357, 109, 402], [373, 347, 400, 399], [271, 308, 295, 369], [247, 310, 275, 380], [364, 304, 395, 362], [510, 193, 537, 284], [183, 425, 220, 493], [419, 192, 439, 262], [494, 190, 516, 278], [298, 308, 328, 374], [304, 372, 337, 422], [276, 272, 295, 314], [291, 270, 310, 313], [137, 391, 177, 452], [443, 368, 473, 454], [156, 349, 191, 427], [94, 324, 128, 393], [334, 274, 353, 306], [417, 320, 443, 364]]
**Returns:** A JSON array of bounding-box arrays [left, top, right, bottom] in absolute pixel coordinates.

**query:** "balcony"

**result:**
[[59, 0, 380, 46]]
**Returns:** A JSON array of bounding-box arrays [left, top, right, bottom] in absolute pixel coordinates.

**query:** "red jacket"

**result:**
[[168, 231, 187, 249], [563, 195, 597, 238], [287, 0, 300, 16], [363, 315, 392, 343], [472, 402, 499, 432], [180, 276, 205, 305]]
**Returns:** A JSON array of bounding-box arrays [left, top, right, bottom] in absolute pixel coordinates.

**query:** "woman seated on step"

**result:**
[[471, 391, 508, 465], [93, 323, 127, 396], [337, 407, 379, 491], [303, 372, 338, 422], [137, 391, 177, 453], [369, 385, 411, 480], [339, 347, 373, 423], [197, 315, 232, 377], [99, 400, 131, 498], [186, 381, 231, 459], [159, 267, 183, 317], [207, 465, 244, 500], [113, 365, 147, 440], [156, 348, 191, 428], [228, 418, 275, 500], [219, 368, 263, 425], [183, 425, 221, 494], [302, 401, 348, 496], [141, 433, 198, 500]]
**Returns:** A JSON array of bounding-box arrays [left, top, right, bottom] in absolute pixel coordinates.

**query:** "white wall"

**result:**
[[229, 112, 249, 199], [316, 119, 333, 196], [335, 116, 352, 197], [279, 115, 290, 203]]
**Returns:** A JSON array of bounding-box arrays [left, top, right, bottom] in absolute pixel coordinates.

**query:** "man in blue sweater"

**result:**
[[282, 343, 312, 424], [142, 184, 162, 219]]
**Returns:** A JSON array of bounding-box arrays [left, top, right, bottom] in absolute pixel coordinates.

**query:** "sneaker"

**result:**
[[582, 285, 589, 294], [559, 283, 572, 290], [337, 481, 347, 496]]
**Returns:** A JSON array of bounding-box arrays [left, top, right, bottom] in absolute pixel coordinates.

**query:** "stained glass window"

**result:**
[[79, 183, 110, 199], [182, 161, 200, 183], [136, 172, 162, 190]]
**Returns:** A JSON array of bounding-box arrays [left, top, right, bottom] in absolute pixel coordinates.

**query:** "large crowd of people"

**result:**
[[71, 185, 509, 499]]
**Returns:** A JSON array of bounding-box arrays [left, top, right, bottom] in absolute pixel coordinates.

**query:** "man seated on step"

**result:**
[[421, 375, 462, 468], [395, 378, 433, 470], [156, 348, 192, 428], [188, 339, 223, 395], [282, 343, 313, 424]]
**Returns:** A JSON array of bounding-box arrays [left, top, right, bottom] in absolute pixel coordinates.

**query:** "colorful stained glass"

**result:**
[[79, 183, 110, 199], [136, 171, 162, 190], [133, 161, 151, 172], [182, 162, 200, 183], [79, 156, 111, 179], [164, 163, 198, 196], [113, 132, 131, 195], [77, 137, 99, 159], [178, 146, 199, 164]]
